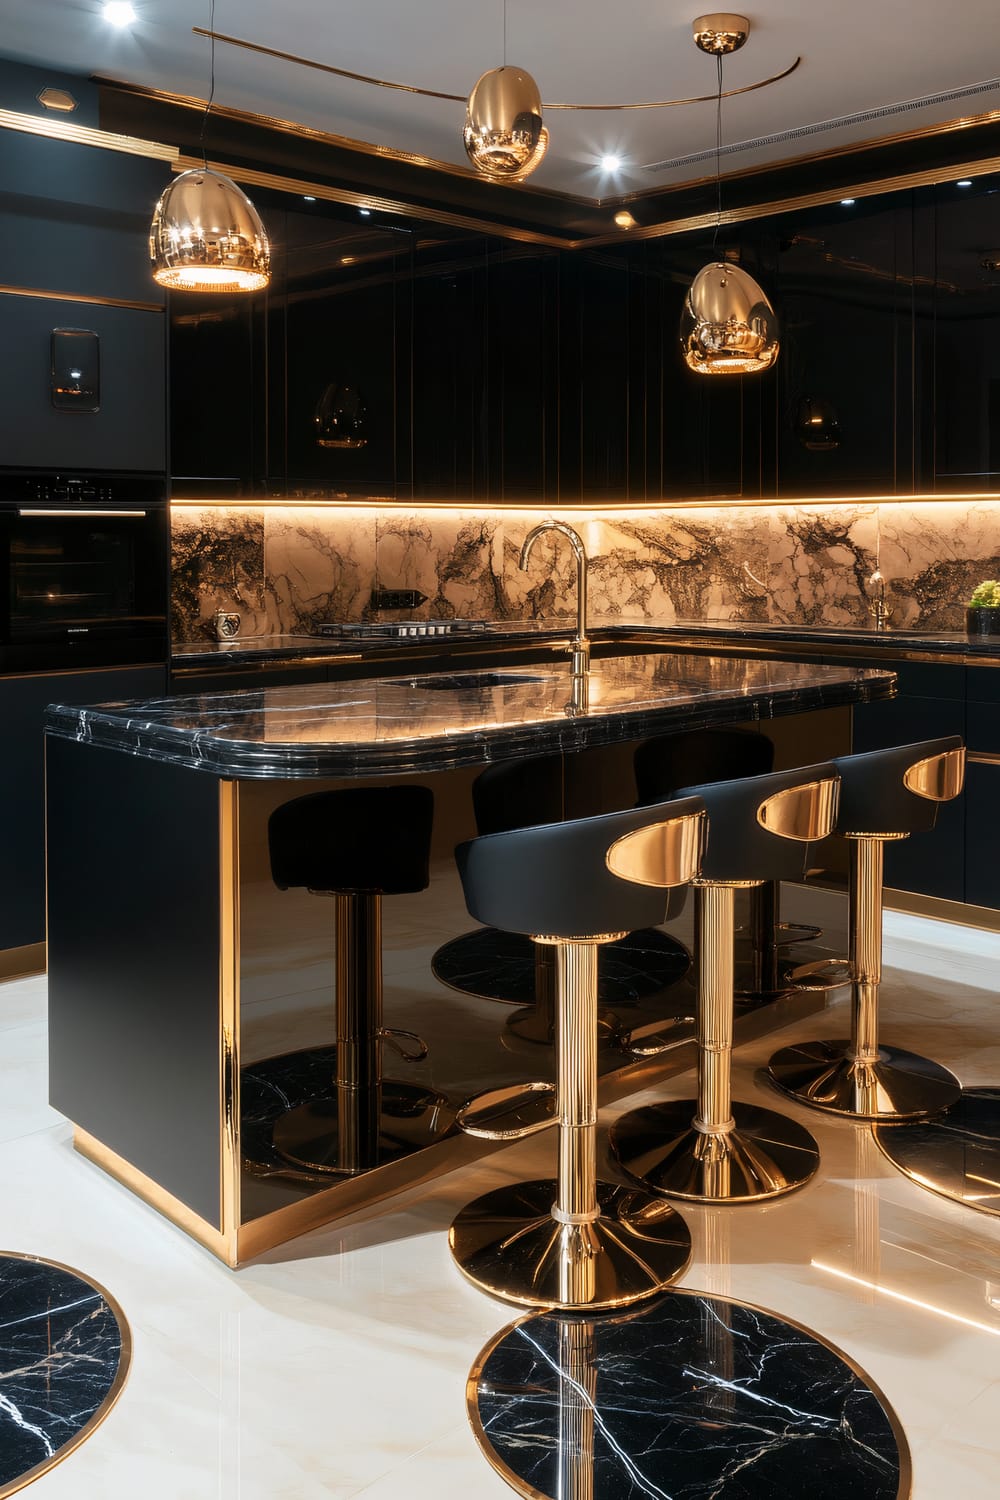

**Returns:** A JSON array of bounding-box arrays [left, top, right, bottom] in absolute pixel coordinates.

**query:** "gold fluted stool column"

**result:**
[[611, 763, 839, 1204], [448, 796, 706, 1309], [769, 738, 965, 1120]]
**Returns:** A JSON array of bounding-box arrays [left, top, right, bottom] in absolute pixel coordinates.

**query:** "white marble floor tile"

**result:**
[[7, 909, 1000, 1497]]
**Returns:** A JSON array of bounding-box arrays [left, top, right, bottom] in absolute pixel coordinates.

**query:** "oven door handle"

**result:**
[[17, 508, 149, 518]]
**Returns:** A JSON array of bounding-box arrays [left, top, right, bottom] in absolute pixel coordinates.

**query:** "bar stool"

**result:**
[[267, 784, 456, 1174], [431, 752, 691, 1012], [610, 762, 838, 1203], [768, 736, 965, 1119], [448, 794, 706, 1310], [636, 726, 823, 992]]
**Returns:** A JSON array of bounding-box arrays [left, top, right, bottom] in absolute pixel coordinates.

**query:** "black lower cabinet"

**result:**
[[0, 665, 166, 952], [963, 685, 1000, 909]]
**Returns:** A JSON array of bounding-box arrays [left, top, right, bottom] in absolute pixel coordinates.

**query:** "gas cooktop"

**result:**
[[313, 619, 491, 640]]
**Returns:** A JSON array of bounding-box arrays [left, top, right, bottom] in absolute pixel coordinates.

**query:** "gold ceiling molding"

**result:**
[[583, 152, 1000, 247], [0, 104, 177, 161], [97, 74, 539, 193], [170, 151, 574, 247], [193, 26, 801, 112]]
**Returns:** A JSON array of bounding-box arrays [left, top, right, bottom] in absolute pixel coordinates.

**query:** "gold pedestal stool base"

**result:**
[[768, 1039, 961, 1121], [448, 1178, 691, 1310], [273, 1083, 456, 1175], [873, 1087, 1000, 1215], [610, 1099, 820, 1202]]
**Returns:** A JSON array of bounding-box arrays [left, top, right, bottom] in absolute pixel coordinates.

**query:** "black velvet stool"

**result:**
[[611, 762, 838, 1203], [267, 785, 456, 1174], [768, 736, 965, 1120], [635, 726, 823, 993], [448, 795, 706, 1310], [431, 752, 692, 1018]]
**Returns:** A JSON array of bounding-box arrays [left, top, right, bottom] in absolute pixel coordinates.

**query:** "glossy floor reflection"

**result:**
[[3, 904, 1000, 1496]]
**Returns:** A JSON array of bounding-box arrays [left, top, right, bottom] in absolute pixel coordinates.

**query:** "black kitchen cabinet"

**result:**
[[0, 293, 166, 473], [962, 672, 1000, 908], [0, 665, 166, 953]]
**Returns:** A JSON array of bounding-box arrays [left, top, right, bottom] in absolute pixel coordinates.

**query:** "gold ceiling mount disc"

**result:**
[[692, 12, 751, 54]]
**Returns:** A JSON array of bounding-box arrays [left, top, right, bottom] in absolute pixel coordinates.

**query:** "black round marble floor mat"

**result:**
[[432, 926, 690, 1006], [873, 1086, 1000, 1215], [470, 1289, 909, 1500], [0, 1254, 129, 1495]]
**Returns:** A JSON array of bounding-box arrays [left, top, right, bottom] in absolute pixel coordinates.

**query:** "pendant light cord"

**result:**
[[198, 0, 217, 169], [503, 0, 507, 66], [712, 52, 723, 249]]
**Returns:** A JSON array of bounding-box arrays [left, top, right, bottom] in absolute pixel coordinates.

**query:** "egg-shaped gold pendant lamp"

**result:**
[[463, 65, 548, 181], [150, 168, 270, 293], [680, 261, 779, 375]]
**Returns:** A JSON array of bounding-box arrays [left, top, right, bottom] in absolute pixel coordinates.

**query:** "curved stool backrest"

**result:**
[[833, 736, 965, 837], [635, 727, 774, 805], [473, 753, 566, 836], [268, 785, 434, 895], [676, 762, 839, 885], [457, 796, 706, 939]]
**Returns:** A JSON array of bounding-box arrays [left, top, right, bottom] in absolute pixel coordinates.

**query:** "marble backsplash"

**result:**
[[170, 498, 1000, 641]]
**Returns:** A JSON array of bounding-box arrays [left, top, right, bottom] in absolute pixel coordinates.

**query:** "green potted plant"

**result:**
[[967, 580, 1000, 636]]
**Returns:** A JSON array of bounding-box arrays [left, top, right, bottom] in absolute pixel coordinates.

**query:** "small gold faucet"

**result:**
[[866, 568, 893, 632], [520, 520, 591, 680]]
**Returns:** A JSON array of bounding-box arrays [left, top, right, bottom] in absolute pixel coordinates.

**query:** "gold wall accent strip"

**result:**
[[0, 283, 162, 313], [0, 104, 176, 162], [219, 782, 241, 1261], [0, 1254, 132, 1500], [74, 1127, 235, 1264], [168, 490, 1000, 512], [0, 942, 45, 981], [968, 751, 1000, 767]]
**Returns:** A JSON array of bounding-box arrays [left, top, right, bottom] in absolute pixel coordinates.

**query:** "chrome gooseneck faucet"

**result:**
[[519, 520, 591, 678]]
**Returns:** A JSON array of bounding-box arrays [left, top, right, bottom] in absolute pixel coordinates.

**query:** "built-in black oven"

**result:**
[[0, 471, 168, 671]]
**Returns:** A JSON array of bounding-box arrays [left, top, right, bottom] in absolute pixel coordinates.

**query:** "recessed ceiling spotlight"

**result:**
[[302, 195, 316, 201], [614, 210, 636, 229], [956, 179, 973, 187], [103, 2, 137, 25], [840, 198, 856, 205], [600, 154, 622, 172], [359, 208, 371, 216]]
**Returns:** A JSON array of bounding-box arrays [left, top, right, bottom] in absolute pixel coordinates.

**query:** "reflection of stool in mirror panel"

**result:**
[[267, 785, 456, 1176]]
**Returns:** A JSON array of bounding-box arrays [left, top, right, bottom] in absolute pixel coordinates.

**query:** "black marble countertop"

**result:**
[[46, 651, 895, 780], [170, 616, 1000, 667]]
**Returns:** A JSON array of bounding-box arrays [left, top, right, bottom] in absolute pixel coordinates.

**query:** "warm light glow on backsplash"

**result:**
[[169, 493, 1000, 515]]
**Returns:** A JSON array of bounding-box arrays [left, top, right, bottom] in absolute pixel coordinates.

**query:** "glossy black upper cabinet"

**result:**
[[169, 197, 412, 496], [931, 175, 1000, 490], [410, 238, 558, 501]]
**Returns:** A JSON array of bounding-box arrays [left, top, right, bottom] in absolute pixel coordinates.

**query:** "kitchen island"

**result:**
[[44, 650, 895, 1264]]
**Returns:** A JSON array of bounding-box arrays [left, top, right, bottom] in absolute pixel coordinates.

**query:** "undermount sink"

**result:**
[[410, 672, 550, 691]]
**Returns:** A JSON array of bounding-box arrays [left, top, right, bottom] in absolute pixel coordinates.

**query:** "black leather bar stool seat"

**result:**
[[611, 763, 838, 1203], [449, 795, 706, 1311], [636, 726, 823, 992], [267, 784, 456, 1175], [431, 753, 691, 1017], [769, 736, 965, 1120]]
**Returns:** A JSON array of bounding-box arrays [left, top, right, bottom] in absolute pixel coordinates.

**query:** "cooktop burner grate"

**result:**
[[313, 619, 490, 640]]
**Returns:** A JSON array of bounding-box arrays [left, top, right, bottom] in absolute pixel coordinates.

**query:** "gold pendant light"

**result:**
[[150, 3, 270, 293], [464, 65, 548, 181], [150, 168, 270, 292], [681, 14, 778, 375]]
